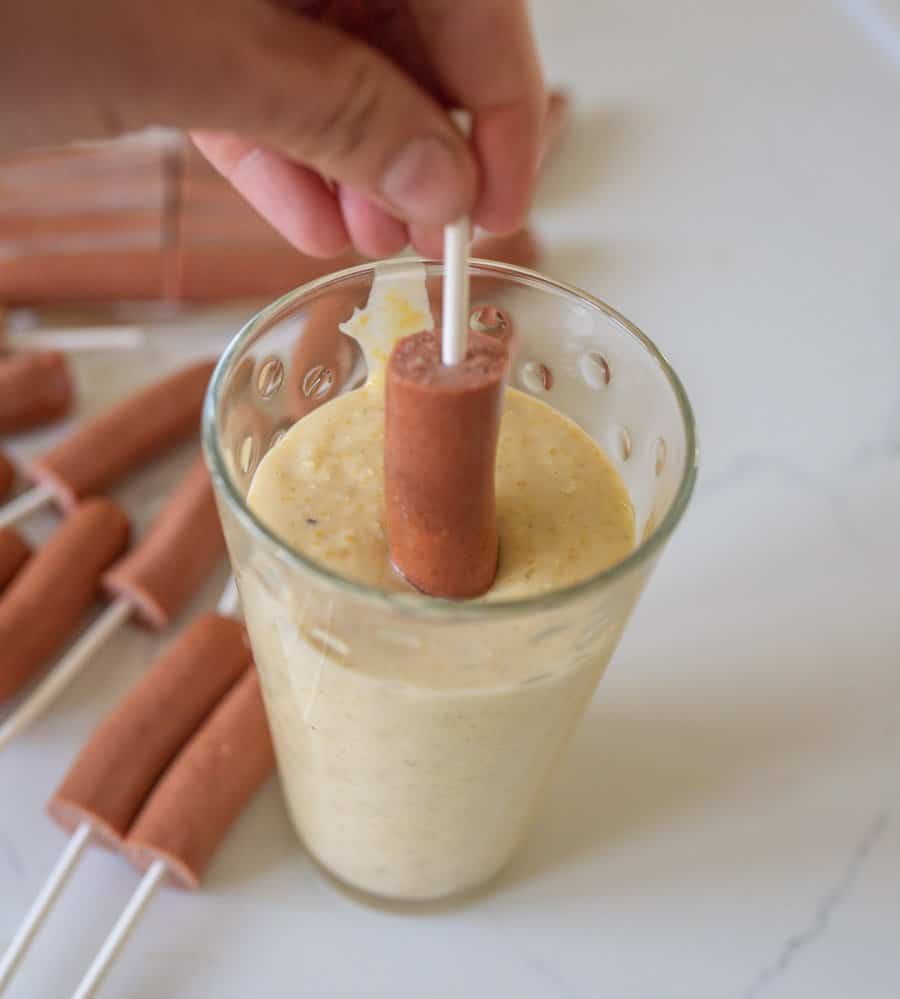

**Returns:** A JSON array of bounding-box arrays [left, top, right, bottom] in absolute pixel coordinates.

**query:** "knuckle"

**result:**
[[245, 9, 386, 167], [303, 53, 382, 162]]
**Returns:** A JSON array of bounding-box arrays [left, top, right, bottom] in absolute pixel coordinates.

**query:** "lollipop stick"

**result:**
[[0, 573, 236, 753], [9, 326, 145, 351], [0, 483, 54, 530], [441, 111, 473, 367], [0, 576, 238, 992], [0, 599, 132, 753], [216, 575, 239, 618], [0, 822, 92, 990], [71, 860, 167, 999]]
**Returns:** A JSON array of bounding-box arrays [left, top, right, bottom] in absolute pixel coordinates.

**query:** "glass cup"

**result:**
[[203, 259, 697, 903]]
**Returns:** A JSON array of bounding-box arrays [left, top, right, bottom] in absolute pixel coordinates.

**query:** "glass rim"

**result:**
[[202, 257, 699, 621]]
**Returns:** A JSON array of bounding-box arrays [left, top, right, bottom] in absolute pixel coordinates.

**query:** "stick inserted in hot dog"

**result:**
[[48, 614, 252, 846], [27, 359, 215, 510], [124, 668, 274, 888]]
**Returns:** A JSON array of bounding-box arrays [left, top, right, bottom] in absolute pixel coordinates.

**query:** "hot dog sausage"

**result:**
[[0, 498, 130, 703], [27, 360, 215, 510], [103, 456, 224, 629], [0, 528, 30, 593], [0, 350, 74, 433], [48, 614, 252, 846], [385, 329, 508, 598], [125, 668, 274, 888], [0, 450, 14, 501]]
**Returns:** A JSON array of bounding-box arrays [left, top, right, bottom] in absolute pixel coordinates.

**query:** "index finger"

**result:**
[[410, 0, 545, 234]]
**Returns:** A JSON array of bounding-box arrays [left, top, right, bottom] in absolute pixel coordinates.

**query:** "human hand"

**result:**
[[3, 0, 544, 258]]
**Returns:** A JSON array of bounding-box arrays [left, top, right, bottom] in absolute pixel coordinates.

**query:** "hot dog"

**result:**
[[103, 456, 224, 629], [48, 614, 251, 846], [125, 668, 274, 888], [0, 350, 74, 434], [0, 252, 166, 307], [0, 499, 129, 703], [285, 292, 364, 420], [385, 329, 508, 598], [27, 360, 215, 510], [0, 528, 30, 593], [0, 450, 14, 501]]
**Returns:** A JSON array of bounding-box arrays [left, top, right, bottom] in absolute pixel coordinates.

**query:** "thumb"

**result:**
[[181, 2, 478, 228]]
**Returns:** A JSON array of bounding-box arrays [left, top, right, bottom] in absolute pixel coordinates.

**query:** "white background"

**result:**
[[2, 0, 900, 995]]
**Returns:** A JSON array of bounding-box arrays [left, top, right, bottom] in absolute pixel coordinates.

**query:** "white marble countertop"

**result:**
[[2, 0, 899, 995]]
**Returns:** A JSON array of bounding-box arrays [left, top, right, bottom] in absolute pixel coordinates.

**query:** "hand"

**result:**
[[2, 0, 545, 258]]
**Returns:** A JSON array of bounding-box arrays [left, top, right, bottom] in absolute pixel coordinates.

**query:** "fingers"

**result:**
[[471, 103, 542, 234], [408, 83, 564, 262], [408, 223, 444, 259], [129, 0, 542, 257], [408, 0, 545, 234], [188, 88, 564, 262], [538, 89, 571, 169], [337, 187, 409, 259], [191, 133, 350, 257], [219, 2, 478, 229]]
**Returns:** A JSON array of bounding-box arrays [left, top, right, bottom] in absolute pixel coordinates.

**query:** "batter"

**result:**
[[240, 268, 636, 900], [248, 386, 633, 601]]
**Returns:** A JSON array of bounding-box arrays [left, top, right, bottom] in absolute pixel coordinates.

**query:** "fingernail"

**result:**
[[380, 137, 471, 224]]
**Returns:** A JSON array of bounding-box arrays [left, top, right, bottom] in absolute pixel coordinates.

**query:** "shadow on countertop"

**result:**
[[536, 106, 648, 212], [500, 694, 847, 895]]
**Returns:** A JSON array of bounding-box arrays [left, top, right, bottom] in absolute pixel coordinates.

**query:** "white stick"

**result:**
[[441, 110, 473, 367], [215, 576, 239, 618], [10, 326, 145, 351], [0, 578, 233, 989], [63, 577, 241, 996], [0, 598, 132, 753], [71, 860, 167, 999], [0, 822, 92, 991], [0, 483, 54, 530]]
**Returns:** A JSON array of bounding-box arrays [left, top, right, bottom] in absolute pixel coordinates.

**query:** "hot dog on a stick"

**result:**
[[0, 584, 247, 990], [0, 456, 225, 750], [0, 499, 129, 704], [0, 350, 74, 434], [0, 359, 214, 530], [0, 527, 30, 593], [385, 110, 509, 599], [72, 668, 274, 998], [385, 330, 508, 598], [0, 450, 15, 502]]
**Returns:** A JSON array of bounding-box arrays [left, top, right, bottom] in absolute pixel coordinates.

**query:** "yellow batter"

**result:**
[[238, 265, 638, 901], [248, 384, 634, 600]]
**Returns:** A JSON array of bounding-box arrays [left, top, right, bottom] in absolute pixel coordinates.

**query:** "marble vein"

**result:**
[[832, 0, 900, 70], [740, 807, 892, 998], [0, 828, 24, 878], [521, 954, 580, 998]]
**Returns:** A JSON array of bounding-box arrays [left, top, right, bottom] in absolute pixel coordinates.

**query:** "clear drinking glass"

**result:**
[[203, 259, 697, 903]]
